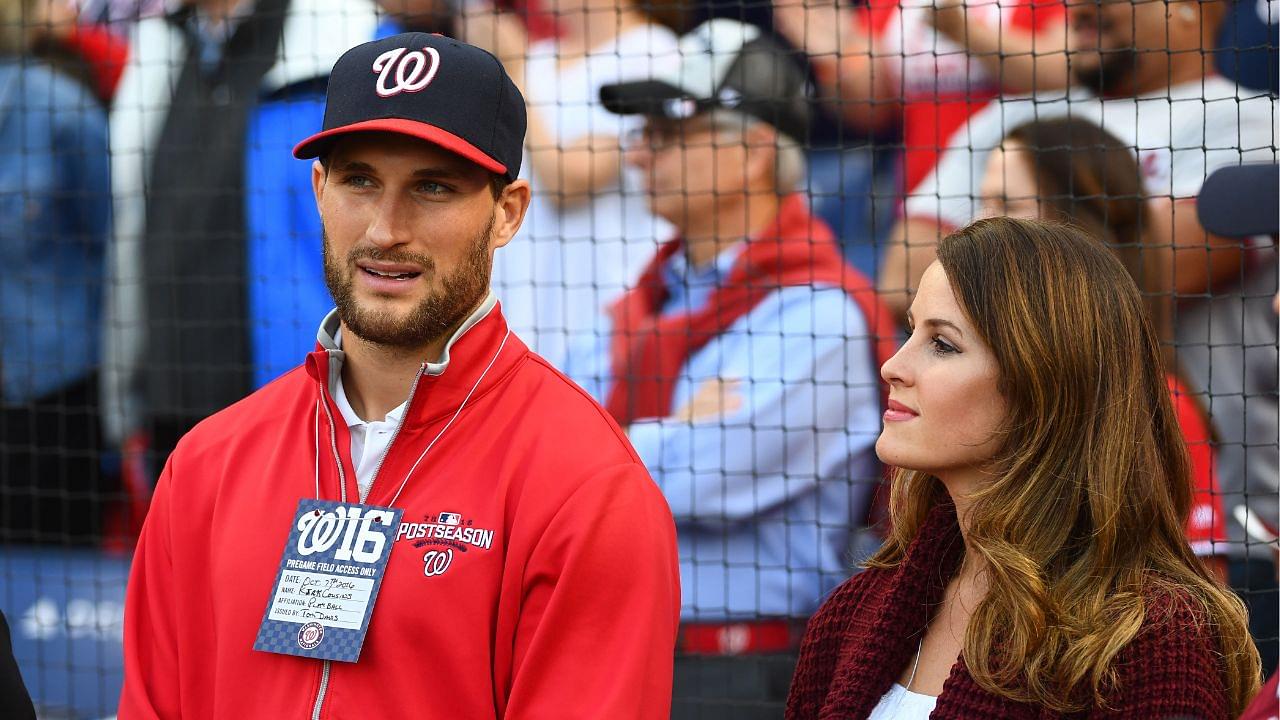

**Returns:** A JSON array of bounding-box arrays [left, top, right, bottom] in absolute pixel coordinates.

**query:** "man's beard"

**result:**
[[322, 215, 494, 351], [1071, 47, 1137, 97]]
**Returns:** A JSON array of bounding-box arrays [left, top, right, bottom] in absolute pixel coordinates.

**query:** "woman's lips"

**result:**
[[883, 399, 919, 423]]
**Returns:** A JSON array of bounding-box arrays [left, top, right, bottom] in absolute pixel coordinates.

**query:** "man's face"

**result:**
[[375, 0, 450, 31], [1067, 0, 1206, 96], [1064, 0, 1157, 95], [313, 133, 505, 351], [623, 115, 751, 229]]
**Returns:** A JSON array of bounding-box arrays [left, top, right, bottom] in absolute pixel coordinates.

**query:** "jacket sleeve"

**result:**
[[117, 460, 181, 719], [504, 463, 680, 720], [786, 572, 875, 720], [1095, 593, 1230, 720]]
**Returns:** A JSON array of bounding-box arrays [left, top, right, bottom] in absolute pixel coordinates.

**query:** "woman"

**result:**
[[786, 217, 1259, 718], [979, 116, 1231, 579]]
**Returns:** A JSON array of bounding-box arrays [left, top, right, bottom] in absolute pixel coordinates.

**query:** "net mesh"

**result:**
[[0, 0, 1275, 716]]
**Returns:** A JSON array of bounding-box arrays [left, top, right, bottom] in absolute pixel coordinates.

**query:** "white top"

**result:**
[[330, 328, 408, 500], [866, 684, 939, 720], [491, 23, 680, 368], [905, 76, 1279, 229]]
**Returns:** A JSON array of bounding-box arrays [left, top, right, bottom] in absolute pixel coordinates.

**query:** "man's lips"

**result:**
[[883, 399, 919, 423], [356, 260, 423, 280]]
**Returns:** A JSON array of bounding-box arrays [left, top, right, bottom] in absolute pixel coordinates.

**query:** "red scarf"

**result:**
[[604, 195, 898, 425]]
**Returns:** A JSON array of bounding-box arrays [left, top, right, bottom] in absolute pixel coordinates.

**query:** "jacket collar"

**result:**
[[305, 292, 528, 429]]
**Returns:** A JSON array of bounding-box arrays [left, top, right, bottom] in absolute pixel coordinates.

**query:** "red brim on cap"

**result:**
[[292, 118, 508, 176]]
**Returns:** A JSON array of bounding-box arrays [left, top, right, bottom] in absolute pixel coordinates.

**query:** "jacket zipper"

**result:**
[[309, 363, 424, 719], [311, 372, 350, 720]]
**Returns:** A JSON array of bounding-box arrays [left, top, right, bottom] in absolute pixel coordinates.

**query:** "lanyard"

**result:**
[[312, 329, 511, 506]]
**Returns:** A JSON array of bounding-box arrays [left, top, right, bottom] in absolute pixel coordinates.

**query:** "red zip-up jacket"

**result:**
[[119, 301, 680, 718]]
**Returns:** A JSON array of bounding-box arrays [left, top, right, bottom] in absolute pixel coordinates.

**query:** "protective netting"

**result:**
[[0, 0, 1275, 717]]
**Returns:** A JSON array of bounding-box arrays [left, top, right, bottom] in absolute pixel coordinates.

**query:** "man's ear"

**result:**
[[311, 160, 327, 216], [744, 124, 779, 188], [490, 179, 531, 251]]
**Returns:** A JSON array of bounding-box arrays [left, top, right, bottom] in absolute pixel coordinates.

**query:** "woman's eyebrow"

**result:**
[[922, 318, 965, 338]]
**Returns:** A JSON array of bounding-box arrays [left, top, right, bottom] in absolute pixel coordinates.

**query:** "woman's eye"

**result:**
[[930, 336, 958, 355]]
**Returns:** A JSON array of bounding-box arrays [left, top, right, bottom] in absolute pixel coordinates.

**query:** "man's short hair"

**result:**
[[705, 110, 808, 194]]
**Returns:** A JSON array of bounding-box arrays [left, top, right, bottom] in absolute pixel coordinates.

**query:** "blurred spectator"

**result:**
[[1189, 162, 1280, 676], [103, 0, 378, 472], [467, 0, 680, 369], [569, 20, 895, 717], [246, 1, 452, 388], [26, 0, 128, 106], [882, 0, 1277, 318], [1217, 0, 1278, 94], [978, 116, 1231, 579], [0, 0, 112, 544], [772, 0, 1066, 197]]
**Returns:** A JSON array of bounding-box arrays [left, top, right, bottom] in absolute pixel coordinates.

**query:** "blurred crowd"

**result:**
[[0, 0, 1275, 716]]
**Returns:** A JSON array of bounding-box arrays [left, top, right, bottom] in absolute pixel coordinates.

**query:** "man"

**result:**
[[880, 0, 1277, 318], [247, 0, 457, 390], [566, 20, 895, 718], [1192, 163, 1280, 677], [104, 0, 379, 474], [119, 33, 680, 718], [0, 1, 112, 546]]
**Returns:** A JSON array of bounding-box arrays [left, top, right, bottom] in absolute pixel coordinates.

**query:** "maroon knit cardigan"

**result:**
[[786, 501, 1232, 720]]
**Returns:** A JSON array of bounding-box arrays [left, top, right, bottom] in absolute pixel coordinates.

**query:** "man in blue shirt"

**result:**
[[568, 19, 894, 718], [0, 49, 111, 545]]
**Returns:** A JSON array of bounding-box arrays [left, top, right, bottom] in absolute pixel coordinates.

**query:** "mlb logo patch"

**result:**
[[438, 512, 462, 526]]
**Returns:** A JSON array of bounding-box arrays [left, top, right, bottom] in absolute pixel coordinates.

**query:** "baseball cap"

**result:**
[[599, 19, 811, 144], [1197, 164, 1279, 237], [293, 32, 527, 182]]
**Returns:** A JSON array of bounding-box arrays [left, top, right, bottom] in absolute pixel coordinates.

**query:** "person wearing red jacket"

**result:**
[[118, 32, 680, 718]]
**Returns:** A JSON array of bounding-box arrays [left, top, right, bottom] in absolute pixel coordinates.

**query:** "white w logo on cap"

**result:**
[[372, 47, 441, 98]]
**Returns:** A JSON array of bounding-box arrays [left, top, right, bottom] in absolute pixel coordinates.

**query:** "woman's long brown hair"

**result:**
[[868, 217, 1260, 713]]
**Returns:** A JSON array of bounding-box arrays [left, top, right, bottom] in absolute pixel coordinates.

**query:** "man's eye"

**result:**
[[342, 175, 373, 188], [419, 182, 451, 195]]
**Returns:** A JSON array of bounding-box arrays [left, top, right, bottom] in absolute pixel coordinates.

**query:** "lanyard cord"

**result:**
[[387, 329, 510, 507], [312, 330, 511, 507], [313, 398, 321, 499]]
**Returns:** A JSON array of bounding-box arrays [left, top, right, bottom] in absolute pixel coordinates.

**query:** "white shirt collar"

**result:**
[[331, 327, 408, 429], [316, 291, 500, 424]]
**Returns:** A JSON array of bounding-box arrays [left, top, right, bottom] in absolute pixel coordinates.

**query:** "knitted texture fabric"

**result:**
[[786, 502, 1231, 719]]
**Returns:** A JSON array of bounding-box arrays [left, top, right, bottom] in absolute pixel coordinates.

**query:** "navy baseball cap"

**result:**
[[294, 32, 527, 182], [1197, 164, 1279, 237]]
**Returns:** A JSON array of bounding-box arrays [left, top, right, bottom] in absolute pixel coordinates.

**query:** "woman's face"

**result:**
[[980, 142, 1042, 220], [876, 263, 1008, 481]]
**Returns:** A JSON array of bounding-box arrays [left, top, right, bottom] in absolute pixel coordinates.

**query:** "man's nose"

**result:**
[[365, 194, 412, 249]]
